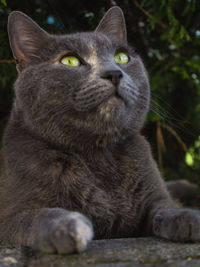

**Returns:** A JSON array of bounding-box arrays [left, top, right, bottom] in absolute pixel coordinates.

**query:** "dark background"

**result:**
[[0, 0, 200, 188]]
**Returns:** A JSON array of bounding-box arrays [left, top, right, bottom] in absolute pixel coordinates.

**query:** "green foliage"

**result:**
[[185, 136, 200, 167], [137, 0, 200, 184], [0, 0, 200, 186], [185, 152, 194, 167], [0, 0, 7, 7]]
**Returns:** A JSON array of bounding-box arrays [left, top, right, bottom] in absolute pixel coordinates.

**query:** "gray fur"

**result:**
[[0, 7, 199, 254]]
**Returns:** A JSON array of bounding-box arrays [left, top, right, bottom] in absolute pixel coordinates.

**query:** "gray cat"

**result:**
[[0, 6, 199, 254]]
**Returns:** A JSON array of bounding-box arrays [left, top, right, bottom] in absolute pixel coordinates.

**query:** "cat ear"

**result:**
[[95, 6, 127, 42], [8, 11, 48, 71]]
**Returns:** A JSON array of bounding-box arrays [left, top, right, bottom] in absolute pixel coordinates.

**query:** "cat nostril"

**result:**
[[101, 70, 123, 86]]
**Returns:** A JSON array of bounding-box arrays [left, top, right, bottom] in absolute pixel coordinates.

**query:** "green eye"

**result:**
[[114, 52, 129, 64], [61, 56, 81, 67]]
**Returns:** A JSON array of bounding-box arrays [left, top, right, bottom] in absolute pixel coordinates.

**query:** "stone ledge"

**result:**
[[0, 238, 200, 267]]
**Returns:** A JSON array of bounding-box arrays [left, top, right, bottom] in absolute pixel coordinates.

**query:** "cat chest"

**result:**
[[57, 153, 144, 238]]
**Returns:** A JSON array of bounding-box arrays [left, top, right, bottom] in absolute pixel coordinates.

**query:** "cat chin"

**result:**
[[99, 93, 124, 107], [95, 93, 125, 115]]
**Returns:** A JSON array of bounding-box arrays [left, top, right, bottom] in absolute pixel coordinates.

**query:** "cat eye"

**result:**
[[60, 56, 81, 67], [114, 52, 129, 64]]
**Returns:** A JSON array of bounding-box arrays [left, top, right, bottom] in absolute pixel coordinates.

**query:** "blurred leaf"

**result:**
[[185, 152, 194, 166], [1, 0, 7, 6]]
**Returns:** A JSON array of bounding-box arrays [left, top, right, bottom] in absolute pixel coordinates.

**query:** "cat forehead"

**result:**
[[56, 32, 123, 56]]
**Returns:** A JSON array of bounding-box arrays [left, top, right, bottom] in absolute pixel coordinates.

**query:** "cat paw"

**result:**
[[31, 211, 93, 254], [153, 208, 200, 242]]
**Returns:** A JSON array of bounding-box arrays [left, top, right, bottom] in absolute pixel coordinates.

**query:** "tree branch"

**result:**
[[156, 120, 166, 172], [0, 59, 15, 64], [161, 122, 188, 152], [131, 0, 168, 30]]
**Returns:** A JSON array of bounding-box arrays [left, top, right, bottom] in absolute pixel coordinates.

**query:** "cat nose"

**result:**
[[101, 70, 123, 86]]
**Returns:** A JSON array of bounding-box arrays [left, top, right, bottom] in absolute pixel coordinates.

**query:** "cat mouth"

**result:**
[[98, 92, 126, 110], [108, 89, 127, 104], [109, 93, 125, 104]]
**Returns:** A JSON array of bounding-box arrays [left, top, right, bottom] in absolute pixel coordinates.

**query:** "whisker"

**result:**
[[152, 92, 186, 121], [150, 96, 198, 138], [75, 85, 106, 100], [126, 82, 139, 96]]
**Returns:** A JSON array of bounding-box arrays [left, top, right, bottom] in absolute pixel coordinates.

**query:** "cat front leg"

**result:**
[[153, 208, 200, 242], [137, 140, 200, 243], [0, 208, 93, 254]]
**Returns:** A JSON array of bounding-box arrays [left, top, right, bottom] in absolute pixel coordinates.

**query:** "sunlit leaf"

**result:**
[[185, 152, 194, 166]]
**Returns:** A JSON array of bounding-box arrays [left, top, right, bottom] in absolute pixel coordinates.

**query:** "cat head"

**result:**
[[8, 7, 150, 150]]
